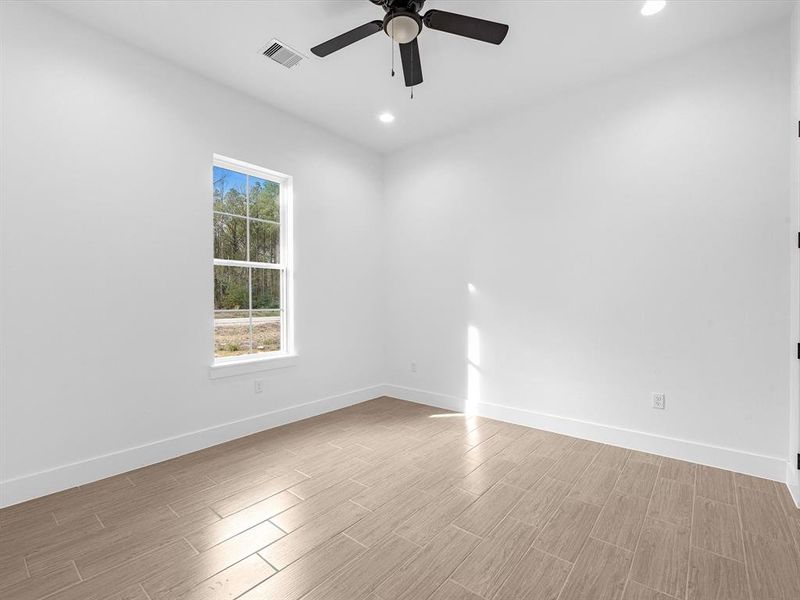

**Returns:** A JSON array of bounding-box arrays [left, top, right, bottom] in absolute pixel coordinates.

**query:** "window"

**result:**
[[212, 155, 292, 364]]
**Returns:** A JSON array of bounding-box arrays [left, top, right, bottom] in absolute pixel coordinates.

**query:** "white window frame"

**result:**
[[209, 154, 295, 377]]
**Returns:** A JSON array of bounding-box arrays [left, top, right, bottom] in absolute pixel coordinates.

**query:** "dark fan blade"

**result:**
[[310, 20, 383, 57], [423, 10, 509, 45], [399, 38, 422, 87]]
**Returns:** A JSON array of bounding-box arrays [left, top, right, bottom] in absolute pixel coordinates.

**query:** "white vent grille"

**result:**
[[261, 40, 305, 69]]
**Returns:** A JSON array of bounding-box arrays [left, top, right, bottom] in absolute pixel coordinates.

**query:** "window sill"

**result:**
[[208, 354, 298, 379]]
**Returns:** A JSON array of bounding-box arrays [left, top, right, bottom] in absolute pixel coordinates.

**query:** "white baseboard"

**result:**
[[0, 384, 386, 509], [381, 384, 466, 413], [382, 384, 791, 486], [5, 382, 797, 510]]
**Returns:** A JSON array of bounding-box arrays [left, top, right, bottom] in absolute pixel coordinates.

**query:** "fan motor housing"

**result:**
[[372, 0, 426, 13]]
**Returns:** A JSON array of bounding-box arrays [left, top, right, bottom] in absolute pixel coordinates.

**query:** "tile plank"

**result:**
[[691, 496, 743, 562], [453, 483, 526, 538], [179, 554, 275, 600], [508, 477, 571, 529], [76, 508, 220, 580], [48, 540, 196, 600], [622, 581, 676, 600], [569, 465, 620, 506], [300, 534, 418, 600], [395, 486, 476, 546], [533, 498, 601, 562], [427, 580, 485, 600], [559, 537, 633, 600], [260, 500, 368, 569], [593, 445, 631, 470], [742, 531, 800, 600], [0, 556, 29, 588], [695, 466, 735, 505], [615, 461, 659, 500], [271, 479, 366, 532], [687, 547, 748, 600], [591, 492, 649, 551], [0, 562, 80, 600], [350, 467, 424, 511], [647, 478, 694, 528], [105, 585, 151, 600], [456, 455, 516, 496], [630, 519, 690, 600], [239, 534, 364, 600], [734, 473, 776, 494], [737, 486, 793, 545], [450, 517, 539, 598], [374, 525, 481, 600], [185, 490, 299, 552], [493, 547, 572, 600], [548, 450, 595, 485], [659, 458, 696, 486], [210, 471, 308, 517], [142, 519, 284, 600], [24, 510, 173, 576], [345, 487, 432, 547], [501, 454, 556, 490]]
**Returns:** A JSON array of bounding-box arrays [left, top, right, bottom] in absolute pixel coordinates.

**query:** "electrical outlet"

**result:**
[[254, 380, 263, 394], [652, 392, 666, 410], [410, 361, 417, 373]]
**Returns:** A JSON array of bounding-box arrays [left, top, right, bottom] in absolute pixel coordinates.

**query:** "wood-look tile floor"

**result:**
[[2, 397, 800, 600]]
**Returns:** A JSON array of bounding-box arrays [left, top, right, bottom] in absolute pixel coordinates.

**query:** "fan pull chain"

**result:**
[[411, 86, 414, 100], [390, 21, 395, 78]]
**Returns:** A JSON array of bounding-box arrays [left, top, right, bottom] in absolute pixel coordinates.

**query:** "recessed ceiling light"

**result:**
[[641, 1, 666, 16], [378, 112, 395, 124]]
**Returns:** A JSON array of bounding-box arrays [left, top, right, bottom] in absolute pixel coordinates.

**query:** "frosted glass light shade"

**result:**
[[387, 15, 420, 44]]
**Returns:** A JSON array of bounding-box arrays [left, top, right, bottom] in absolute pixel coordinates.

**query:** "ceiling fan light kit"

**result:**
[[310, 0, 509, 89], [386, 12, 421, 44]]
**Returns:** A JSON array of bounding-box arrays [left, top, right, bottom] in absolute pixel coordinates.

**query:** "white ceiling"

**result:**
[[42, 0, 793, 153]]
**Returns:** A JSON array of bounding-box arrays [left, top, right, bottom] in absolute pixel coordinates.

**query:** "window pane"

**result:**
[[213, 213, 247, 261], [214, 265, 249, 311], [249, 220, 280, 264], [213, 166, 247, 216], [251, 268, 281, 310], [249, 176, 280, 222], [252, 309, 281, 353], [214, 311, 251, 357], [251, 269, 281, 354], [214, 265, 250, 357]]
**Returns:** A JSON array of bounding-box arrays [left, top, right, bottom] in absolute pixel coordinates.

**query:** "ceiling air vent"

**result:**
[[261, 39, 305, 69]]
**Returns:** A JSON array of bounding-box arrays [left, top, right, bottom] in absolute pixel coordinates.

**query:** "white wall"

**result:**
[[383, 24, 793, 480], [1, 3, 796, 507], [789, 1, 800, 503], [0, 2, 385, 506]]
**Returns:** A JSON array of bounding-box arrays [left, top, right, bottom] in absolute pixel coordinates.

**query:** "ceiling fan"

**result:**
[[310, 0, 509, 88]]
